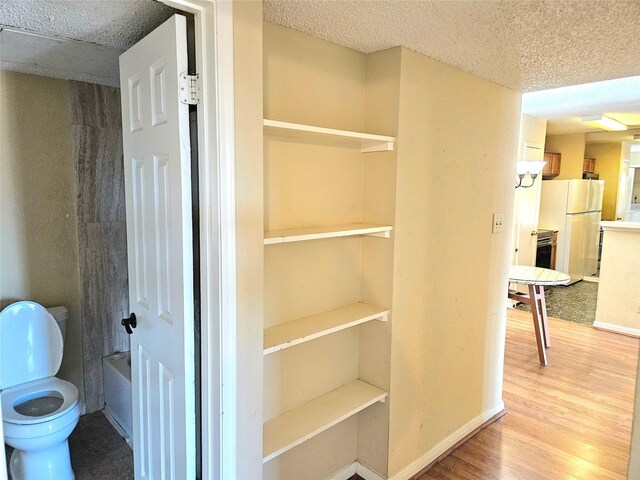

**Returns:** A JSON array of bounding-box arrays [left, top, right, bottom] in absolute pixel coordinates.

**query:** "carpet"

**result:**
[[514, 281, 599, 326]]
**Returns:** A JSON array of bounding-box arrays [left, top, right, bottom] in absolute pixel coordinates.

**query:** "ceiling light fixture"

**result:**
[[515, 161, 546, 189], [581, 114, 628, 132]]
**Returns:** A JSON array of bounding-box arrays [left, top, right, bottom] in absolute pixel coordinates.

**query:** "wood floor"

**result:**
[[419, 309, 639, 480]]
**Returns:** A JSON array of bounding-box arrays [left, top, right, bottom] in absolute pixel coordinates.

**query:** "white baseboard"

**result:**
[[326, 461, 385, 480], [582, 276, 600, 283], [593, 321, 640, 338], [326, 401, 505, 480], [388, 401, 506, 480], [326, 463, 357, 480], [356, 462, 386, 480]]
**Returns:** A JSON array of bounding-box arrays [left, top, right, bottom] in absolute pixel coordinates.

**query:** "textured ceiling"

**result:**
[[0, 0, 174, 85], [0, 0, 174, 51], [0, 27, 121, 86], [263, 0, 640, 93]]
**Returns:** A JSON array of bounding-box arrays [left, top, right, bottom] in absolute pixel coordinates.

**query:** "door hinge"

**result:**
[[179, 72, 200, 105]]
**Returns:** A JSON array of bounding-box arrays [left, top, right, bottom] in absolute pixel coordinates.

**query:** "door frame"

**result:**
[[158, 1, 236, 479]]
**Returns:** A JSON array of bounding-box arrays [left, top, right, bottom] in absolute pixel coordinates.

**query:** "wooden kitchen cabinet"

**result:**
[[543, 152, 561, 179], [583, 157, 596, 174]]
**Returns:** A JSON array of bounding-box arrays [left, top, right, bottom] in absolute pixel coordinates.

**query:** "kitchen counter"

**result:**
[[594, 222, 640, 337], [600, 220, 640, 232]]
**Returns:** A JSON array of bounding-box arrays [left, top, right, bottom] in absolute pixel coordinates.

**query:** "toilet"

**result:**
[[1, 301, 82, 480]]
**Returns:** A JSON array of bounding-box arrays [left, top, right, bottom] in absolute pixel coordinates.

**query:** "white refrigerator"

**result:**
[[538, 179, 604, 284]]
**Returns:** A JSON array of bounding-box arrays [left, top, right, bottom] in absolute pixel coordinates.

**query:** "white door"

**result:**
[[513, 142, 544, 266], [120, 15, 195, 480]]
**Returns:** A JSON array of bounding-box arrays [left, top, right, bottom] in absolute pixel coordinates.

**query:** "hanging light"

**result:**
[[515, 161, 546, 189], [581, 115, 627, 132]]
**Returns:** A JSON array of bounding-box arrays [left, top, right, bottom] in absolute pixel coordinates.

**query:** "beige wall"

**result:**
[[595, 226, 640, 334], [585, 142, 622, 221], [234, 2, 265, 478], [387, 47, 520, 476], [0, 71, 84, 399], [545, 133, 586, 180], [358, 47, 402, 476], [521, 114, 548, 146]]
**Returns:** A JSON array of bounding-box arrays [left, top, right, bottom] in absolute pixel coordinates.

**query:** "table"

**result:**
[[508, 265, 570, 366]]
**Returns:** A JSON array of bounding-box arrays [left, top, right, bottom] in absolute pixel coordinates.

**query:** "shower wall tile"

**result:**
[[77, 218, 128, 414], [78, 222, 129, 319], [70, 81, 122, 128], [83, 358, 105, 413], [73, 126, 125, 223], [80, 308, 129, 415], [106, 309, 131, 354], [81, 309, 131, 364], [71, 80, 129, 414]]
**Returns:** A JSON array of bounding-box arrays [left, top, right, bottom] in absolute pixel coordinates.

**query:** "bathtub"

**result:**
[[102, 351, 133, 445]]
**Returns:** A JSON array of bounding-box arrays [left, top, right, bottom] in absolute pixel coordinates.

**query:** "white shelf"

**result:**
[[263, 119, 396, 152], [263, 380, 388, 463], [264, 302, 389, 355], [264, 223, 392, 245]]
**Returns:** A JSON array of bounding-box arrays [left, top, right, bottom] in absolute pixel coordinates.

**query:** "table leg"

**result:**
[[535, 285, 551, 349], [528, 285, 548, 366]]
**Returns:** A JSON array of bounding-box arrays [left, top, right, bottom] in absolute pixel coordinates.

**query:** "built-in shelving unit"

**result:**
[[263, 380, 388, 463], [263, 115, 393, 474], [264, 302, 389, 355], [263, 119, 396, 153], [264, 223, 393, 245]]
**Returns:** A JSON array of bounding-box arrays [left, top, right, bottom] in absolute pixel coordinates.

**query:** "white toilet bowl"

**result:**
[[1, 301, 82, 480]]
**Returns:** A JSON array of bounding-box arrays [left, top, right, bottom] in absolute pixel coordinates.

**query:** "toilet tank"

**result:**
[[46, 306, 68, 342]]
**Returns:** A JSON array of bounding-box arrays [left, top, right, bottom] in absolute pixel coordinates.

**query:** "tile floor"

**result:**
[[4, 411, 133, 480], [515, 280, 599, 325]]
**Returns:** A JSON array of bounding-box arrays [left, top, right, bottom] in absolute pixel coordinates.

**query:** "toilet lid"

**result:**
[[0, 301, 63, 390]]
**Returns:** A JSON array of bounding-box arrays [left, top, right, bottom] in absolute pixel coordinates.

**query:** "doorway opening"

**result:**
[[0, 2, 214, 478]]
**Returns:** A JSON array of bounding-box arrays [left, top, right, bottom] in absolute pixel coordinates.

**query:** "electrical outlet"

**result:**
[[492, 213, 505, 233]]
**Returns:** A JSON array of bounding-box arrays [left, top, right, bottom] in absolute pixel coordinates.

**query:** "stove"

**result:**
[[536, 229, 555, 269]]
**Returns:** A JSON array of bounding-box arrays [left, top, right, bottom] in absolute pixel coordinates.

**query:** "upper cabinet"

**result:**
[[583, 157, 596, 174], [543, 152, 561, 179]]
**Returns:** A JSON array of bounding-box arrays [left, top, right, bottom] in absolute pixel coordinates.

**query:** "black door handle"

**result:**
[[121, 312, 137, 335]]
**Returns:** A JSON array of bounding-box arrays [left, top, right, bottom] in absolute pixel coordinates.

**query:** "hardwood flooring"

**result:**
[[419, 309, 639, 480]]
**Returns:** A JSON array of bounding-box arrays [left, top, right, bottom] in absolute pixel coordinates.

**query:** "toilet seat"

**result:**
[[2, 377, 79, 425]]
